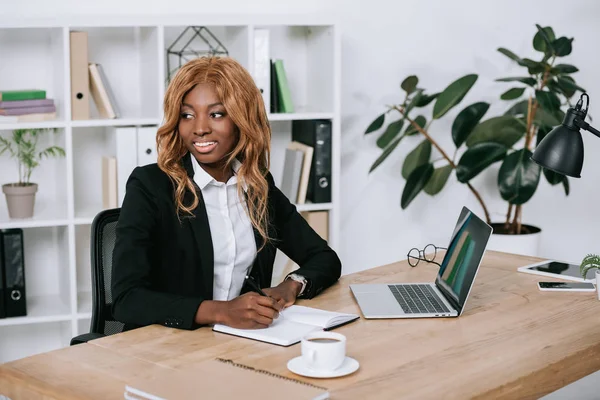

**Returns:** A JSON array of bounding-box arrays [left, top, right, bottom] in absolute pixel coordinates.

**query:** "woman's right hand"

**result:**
[[217, 292, 283, 329]]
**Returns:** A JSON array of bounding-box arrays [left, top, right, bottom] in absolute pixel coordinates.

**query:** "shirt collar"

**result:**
[[191, 155, 247, 192]]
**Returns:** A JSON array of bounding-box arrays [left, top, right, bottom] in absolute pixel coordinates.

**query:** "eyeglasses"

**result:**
[[407, 244, 446, 267]]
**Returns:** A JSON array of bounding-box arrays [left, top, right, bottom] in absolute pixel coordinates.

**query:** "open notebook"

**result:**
[[124, 358, 329, 400], [213, 305, 359, 346]]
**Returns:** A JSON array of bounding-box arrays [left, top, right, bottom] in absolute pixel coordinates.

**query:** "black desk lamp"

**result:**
[[532, 93, 599, 178]]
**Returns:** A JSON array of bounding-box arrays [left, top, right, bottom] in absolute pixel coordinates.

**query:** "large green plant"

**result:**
[[364, 24, 585, 234], [0, 128, 65, 186], [364, 72, 493, 223], [483, 24, 585, 234]]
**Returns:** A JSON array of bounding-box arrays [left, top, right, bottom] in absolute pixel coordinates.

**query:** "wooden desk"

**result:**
[[1, 251, 600, 399]]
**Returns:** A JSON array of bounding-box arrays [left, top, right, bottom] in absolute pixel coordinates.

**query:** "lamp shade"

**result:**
[[531, 124, 584, 178]]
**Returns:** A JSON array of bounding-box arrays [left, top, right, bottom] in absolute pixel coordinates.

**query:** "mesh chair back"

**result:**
[[90, 208, 124, 336]]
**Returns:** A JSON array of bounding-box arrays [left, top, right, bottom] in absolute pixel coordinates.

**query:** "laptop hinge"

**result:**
[[435, 279, 461, 313]]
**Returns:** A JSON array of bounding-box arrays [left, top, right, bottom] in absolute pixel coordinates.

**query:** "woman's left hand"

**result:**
[[262, 279, 302, 308]]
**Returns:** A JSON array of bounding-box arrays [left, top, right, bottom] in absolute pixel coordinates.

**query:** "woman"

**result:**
[[111, 56, 341, 331]]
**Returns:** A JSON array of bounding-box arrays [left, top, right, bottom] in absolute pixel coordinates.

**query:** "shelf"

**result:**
[[0, 295, 71, 327], [0, 120, 67, 131], [268, 112, 334, 121], [70, 117, 161, 128], [0, 207, 70, 230], [0, 16, 340, 365], [296, 202, 333, 212]]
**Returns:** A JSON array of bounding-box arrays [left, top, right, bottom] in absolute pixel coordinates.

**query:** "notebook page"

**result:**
[[213, 316, 319, 346], [283, 305, 359, 329]]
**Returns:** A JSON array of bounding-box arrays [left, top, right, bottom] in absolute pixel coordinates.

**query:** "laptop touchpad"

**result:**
[[355, 290, 405, 317]]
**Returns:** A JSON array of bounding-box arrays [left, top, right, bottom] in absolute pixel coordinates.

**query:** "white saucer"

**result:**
[[287, 356, 359, 378]]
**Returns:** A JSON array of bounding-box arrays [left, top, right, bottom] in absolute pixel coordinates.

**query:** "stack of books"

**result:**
[[0, 89, 56, 123]]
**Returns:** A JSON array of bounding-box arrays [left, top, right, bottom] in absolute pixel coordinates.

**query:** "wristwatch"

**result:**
[[286, 273, 308, 296]]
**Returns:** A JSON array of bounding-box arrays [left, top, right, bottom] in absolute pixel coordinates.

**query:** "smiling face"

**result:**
[[178, 83, 238, 181]]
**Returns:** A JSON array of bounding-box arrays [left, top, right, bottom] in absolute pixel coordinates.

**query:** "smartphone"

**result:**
[[538, 281, 596, 292]]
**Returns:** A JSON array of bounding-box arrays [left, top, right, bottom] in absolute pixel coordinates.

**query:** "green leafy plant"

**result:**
[[481, 24, 585, 234], [580, 254, 600, 280], [0, 128, 65, 186], [365, 72, 493, 223], [364, 24, 585, 234]]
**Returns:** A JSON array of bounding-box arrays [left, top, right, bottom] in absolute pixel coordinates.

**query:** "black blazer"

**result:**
[[111, 152, 342, 331]]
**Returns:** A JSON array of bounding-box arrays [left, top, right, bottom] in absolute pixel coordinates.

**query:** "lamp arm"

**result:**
[[575, 118, 600, 139]]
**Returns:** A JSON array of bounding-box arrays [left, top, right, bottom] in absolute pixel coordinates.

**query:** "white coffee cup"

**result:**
[[301, 331, 346, 372]]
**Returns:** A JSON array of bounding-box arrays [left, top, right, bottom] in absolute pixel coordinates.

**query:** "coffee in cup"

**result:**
[[301, 332, 346, 372]]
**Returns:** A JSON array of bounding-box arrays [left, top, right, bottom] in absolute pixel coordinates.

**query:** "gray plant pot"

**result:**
[[2, 183, 38, 219]]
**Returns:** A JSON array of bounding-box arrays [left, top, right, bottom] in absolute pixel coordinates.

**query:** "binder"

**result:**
[[0, 230, 6, 318], [115, 127, 138, 207], [102, 156, 118, 209], [253, 28, 270, 113], [1, 229, 27, 317], [136, 126, 158, 167], [291, 120, 332, 203], [114, 126, 158, 206], [69, 31, 90, 120]]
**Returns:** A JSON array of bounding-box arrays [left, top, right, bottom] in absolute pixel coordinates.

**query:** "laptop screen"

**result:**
[[435, 207, 492, 314]]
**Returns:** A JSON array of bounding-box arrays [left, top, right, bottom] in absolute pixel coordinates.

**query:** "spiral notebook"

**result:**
[[213, 305, 359, 346], [124, 358, 329, 400]]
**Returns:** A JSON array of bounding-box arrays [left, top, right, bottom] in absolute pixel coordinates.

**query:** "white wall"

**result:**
[[4, 0, 600, 274]]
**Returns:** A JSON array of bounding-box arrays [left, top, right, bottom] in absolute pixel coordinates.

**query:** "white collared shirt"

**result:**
[[192, 158, 257, 301]]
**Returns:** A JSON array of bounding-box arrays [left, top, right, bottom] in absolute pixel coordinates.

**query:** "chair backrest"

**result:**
[[89, 208, 124, 336]]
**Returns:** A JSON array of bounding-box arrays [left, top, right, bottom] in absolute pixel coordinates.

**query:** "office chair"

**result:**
[[70, 208, 124, 345]]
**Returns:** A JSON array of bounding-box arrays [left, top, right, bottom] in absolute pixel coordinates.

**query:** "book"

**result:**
[[0, 115, 18, 123], [213, 305, 359, 346], [96, 63, 121, 118], [287, 141, 314, 204], [274, 59, 294, 113], [270, 59, 279, 113], [0, 89, 46, 102], [0, 99, 54, 109], [0, 112, 56, 123], [124, 358, 329, 400], [280, 148, 304, 202], [0, 105, 56, 116], [89, 63, 118, 119]]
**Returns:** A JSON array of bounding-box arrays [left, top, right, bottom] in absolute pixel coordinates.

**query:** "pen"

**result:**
[[244, 275, 269, 297], [244, 275, 284, 320]]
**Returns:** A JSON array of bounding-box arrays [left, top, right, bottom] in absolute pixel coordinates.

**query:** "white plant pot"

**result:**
[[486, 223, 541, 257], [596, 270, 600, 301]]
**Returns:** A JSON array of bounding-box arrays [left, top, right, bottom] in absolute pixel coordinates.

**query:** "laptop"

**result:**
[[350, 206, 492, 319]]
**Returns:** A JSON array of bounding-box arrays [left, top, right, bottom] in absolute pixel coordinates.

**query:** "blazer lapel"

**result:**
[[182, 153, 214, 299]]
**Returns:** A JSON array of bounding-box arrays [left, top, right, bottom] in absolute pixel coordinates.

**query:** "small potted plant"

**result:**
[[0, 128, 65, 219], [580, 254, 600, 300]]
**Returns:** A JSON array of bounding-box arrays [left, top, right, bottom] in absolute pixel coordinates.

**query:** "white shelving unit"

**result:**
[[0, 15, 340, 363]]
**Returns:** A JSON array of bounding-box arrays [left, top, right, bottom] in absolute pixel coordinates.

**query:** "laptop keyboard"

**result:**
[[388, 284, 451, 314]]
